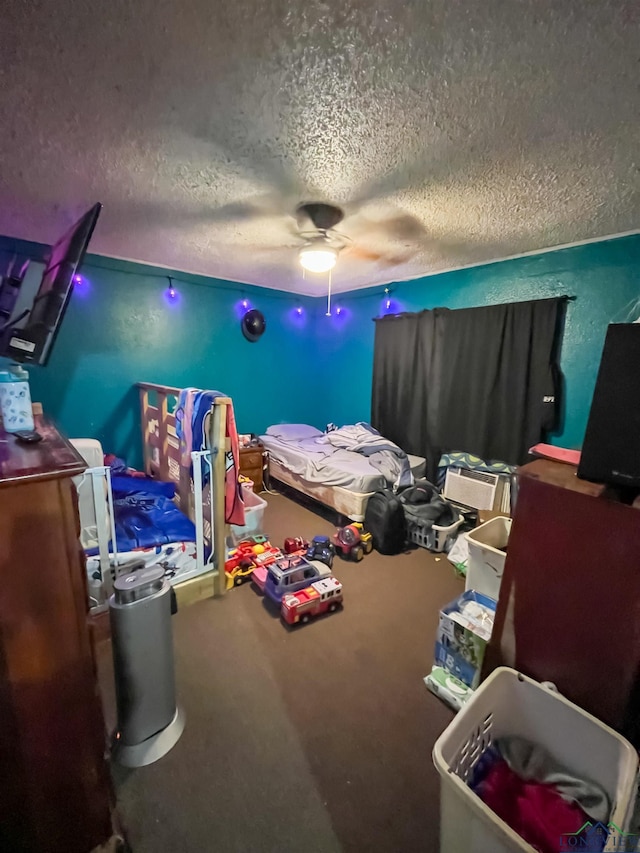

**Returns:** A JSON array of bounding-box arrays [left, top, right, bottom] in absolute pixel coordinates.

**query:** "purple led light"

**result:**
[[336, 306, 343, 315], [71, 273, 91, 297], [163, 283, 181, 306], [296, 306, 303, 315]]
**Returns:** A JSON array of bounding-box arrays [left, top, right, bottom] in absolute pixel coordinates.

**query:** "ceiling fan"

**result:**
[[180, 194, 435, 274], [296, 202, 345, 273], [293, 201, 425, 274]]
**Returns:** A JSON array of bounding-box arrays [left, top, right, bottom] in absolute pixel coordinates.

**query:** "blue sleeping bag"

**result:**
[[87, 473, 196, 554]]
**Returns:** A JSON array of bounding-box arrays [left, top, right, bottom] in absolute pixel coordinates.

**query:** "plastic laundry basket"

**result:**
[[407, 514, 464, 552], [433, 667, 639, 853]]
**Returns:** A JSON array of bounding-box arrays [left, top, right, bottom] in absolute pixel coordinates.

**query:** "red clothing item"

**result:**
[[476, 759, 589, 853]]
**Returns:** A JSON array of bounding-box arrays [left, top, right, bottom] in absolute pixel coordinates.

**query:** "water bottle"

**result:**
[[0, 363, 34, 432]]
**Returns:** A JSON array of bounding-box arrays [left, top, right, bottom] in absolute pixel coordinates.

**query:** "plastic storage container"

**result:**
[[433, 667, 639, 853], [407, 513, 464, 552], [465, 516, 512, 599], [230, 483, 267, 542], [0, 363, 34, 432]]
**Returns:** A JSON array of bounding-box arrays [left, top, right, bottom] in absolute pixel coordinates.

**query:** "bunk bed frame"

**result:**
[[138, 382, 232, 604]]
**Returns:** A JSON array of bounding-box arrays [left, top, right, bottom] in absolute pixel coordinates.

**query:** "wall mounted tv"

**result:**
[[0, 203, 102, 365]]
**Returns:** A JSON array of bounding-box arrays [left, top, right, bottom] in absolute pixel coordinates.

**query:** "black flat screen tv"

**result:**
[[0, 203, 102, 365], [577, 323, 640, 489]]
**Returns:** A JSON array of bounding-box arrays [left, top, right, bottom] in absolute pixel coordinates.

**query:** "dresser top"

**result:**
[[0, 415, 86, 487], [519, 458, 640, 509]]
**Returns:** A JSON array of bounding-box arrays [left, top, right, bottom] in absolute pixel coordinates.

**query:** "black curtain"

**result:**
[[371, 298, 564, 475]]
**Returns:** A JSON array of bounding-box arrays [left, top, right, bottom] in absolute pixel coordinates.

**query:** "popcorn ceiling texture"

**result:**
[[0, 0, 637, 295]]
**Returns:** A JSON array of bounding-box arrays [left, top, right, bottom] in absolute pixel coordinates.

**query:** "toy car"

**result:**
[[281, 577, 343, 625], [264, 554, 332, 604], [251, 545, 283, 568], [251, 565, 269, 592], [225, 556, 255, 588], [305, 535, 334, 568], [284, 536, 309, 554], [331, 523, 373, 562], [225, 539, 281, 588]]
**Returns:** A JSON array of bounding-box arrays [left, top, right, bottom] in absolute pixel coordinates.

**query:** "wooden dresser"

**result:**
[[239, 441, 265, 493], [484, 459, 640, 742], [0, 416, 114, 852]]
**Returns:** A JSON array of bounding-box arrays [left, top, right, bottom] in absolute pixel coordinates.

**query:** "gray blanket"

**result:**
[[318, 423, 414, 490]]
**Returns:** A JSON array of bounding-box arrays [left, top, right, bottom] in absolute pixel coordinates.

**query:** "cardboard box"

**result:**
[[434, 590, 496, 688]]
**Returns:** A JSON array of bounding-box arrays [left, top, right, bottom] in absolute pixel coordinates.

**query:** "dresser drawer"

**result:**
[[240, 448, 263, 468], [239, 445, 264, 492]]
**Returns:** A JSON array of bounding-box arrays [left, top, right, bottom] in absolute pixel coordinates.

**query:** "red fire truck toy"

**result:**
[[280, 576, 343, 625]]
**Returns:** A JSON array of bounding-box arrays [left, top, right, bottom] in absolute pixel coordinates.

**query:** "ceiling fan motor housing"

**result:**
[[296, 202, 344, 233]]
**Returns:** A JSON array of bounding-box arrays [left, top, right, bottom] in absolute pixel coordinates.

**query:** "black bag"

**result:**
[[398, 480, 458, 550], [399, 480, 458, 529], [364, 489, 407, 555]]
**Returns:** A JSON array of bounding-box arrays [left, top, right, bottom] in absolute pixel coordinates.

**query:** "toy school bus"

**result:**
[[281, 577, 343, 625]]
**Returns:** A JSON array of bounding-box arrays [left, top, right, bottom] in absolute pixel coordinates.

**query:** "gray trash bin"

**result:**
[[109, 566, 184, 767]]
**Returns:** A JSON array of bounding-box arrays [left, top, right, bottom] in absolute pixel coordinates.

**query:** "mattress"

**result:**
[[267, 458, 374, 520], [261, 434, 388, 493]]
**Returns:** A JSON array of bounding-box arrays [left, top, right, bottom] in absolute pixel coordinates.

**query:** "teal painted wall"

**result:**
[[316, 235, 640, 450], [1, 233, 638, 466], [0, 240, 317, 468]]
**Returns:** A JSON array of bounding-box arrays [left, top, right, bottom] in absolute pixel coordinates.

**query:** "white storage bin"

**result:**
[[230, 484, 267, 542], [407, 514, 464, 552], [433, 667, 639, 853], [465, 516, 511, 599]]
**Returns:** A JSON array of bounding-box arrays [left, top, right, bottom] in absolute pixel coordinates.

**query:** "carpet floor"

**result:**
[[98, 492, 463, 853]]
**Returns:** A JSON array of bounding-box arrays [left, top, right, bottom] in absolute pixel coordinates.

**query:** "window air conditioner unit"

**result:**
[[443, 467, 510, 512]]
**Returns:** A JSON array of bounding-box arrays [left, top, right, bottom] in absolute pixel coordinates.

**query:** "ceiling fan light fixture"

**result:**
[[299, 245, 337, 273]]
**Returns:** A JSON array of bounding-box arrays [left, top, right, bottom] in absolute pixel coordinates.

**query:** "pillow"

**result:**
[[265, 423, 323, 442]]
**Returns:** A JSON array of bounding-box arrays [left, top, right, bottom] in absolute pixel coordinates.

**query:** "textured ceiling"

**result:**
[[0, 1, 638, 295]]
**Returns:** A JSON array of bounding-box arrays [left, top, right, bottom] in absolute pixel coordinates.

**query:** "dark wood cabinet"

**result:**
[[0, 416, 113, 852], [485, 459, 640, 739], [239, 442, 265, 493]]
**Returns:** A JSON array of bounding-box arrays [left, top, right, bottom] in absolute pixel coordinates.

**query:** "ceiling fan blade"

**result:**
[[206, 193, 295, 224], [341, 244, 416, 267], [341, 207, 427, 242]]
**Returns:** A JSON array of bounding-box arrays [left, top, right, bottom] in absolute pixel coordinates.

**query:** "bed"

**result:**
[[74, 384, 236, 611], [261, 424, 426, 522], [73, 438, 204, 602], [137, 382, 238, 601]]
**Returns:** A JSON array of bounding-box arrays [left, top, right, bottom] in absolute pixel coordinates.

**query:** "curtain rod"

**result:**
[[372, 294, 576, 321]]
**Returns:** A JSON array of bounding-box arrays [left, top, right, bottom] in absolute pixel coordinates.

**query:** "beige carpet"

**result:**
[[99, 492, 463, 852]]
